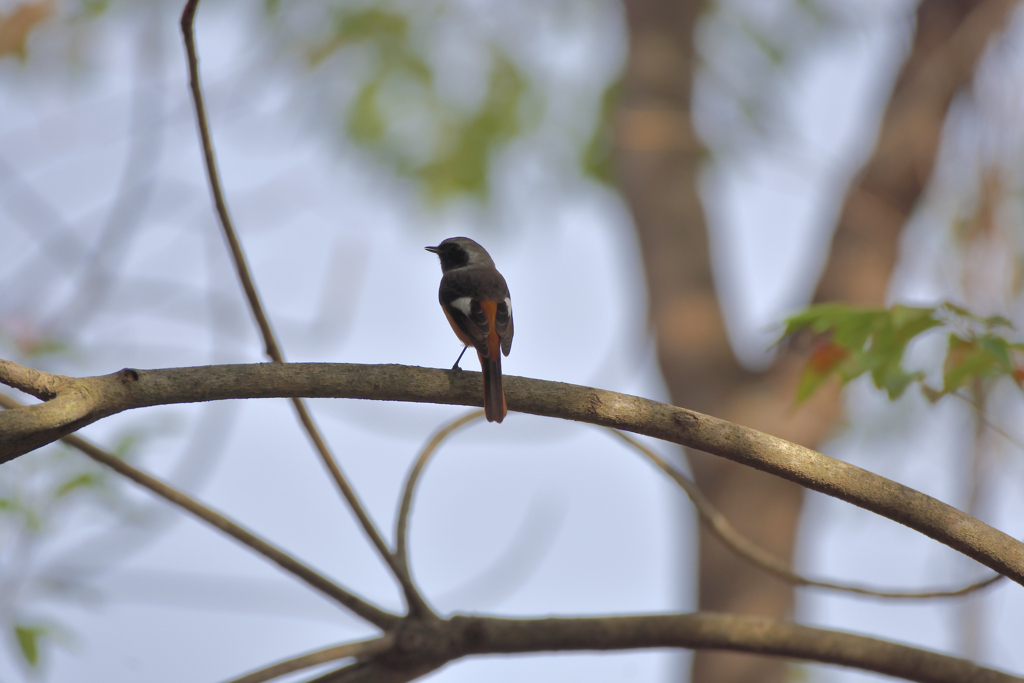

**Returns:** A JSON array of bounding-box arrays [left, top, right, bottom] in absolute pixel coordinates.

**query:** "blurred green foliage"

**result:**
[[14, 624, 45, 668], [412, 54, 523, 200], [0, 436, 139, 669], [581, 80, 620, 184], [80, 0, 109, 17], [304, 6, 528, 202], [783, 302, 1023, 403]]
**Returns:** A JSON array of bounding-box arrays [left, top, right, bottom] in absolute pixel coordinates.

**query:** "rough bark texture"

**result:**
[[613, 1, 1016, 681]]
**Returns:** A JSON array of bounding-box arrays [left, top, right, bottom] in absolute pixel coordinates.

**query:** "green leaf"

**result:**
[[334, 8, 407, 45], [782, 303, 895, 350], [940, 302, 971, 318], [312, 4, 526, 202], [415, 53, 525, 200], [348, 81, 385, 143], [875, 368, 923, 400], [14, 625, 45, 667], [786, 302, 1024, 403], [983, 314, 1014, 330], [782, 303, 941, 401], [920, 384, 944, 404], [979, 335, 1013, 371], [21, 505, 42, 533], [793, 341, 848, 403], [864, 305, 941, 399], [943, 334, 1016, 394], [938, 302, 1015, 330], [54, 472, 102, 499], [581, 80, 621, 184], [785, 304, 941, 397], [309, 8, 413, 67], [0, 497, 41, 533], [81, 0, 109, 17], [795, 363, 830, 404]]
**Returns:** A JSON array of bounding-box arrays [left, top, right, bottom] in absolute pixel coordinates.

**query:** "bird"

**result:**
[[426, 237, 513, 423]]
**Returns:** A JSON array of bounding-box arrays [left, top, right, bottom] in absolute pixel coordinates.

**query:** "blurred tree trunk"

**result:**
[[612, 1, 1016, 681]]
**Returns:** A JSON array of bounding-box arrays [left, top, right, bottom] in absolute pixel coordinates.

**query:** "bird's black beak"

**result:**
[[425, 245, 440, 254]]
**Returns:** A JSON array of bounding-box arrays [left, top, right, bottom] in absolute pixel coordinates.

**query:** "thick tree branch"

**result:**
[[2, 360, 1023, 590], [305, 613, 1023, 683], [446, 613, 1021, 683]]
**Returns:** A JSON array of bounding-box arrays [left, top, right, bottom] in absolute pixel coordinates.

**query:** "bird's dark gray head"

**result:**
[[425, 237, 495, 272]]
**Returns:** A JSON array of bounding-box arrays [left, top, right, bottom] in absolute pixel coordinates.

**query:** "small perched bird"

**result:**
[[426, 237, 513, 423]]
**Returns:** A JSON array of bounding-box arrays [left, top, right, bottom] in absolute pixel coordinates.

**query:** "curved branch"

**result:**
[[394, 411, 483, 578], [2, 359, 1023, 589], [299, 612, 1024, 683], [447, 613, 1022, 683], [611, 430, 1005, 599]]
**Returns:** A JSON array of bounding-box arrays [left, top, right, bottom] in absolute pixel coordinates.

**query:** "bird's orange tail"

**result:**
[[480, 352, 506, 423]]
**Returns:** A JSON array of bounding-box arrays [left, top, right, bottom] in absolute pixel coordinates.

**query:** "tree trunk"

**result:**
[[613, 1, 1015, 681]]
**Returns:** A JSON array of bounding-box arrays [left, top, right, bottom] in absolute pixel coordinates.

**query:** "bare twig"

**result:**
[[0, 393, 398, 630], [289, 405, 427, 611], [394, 410, 483, 614], [178, 0, 418, 610], [960, 381, 991, 657], [953, 389, 1024, 453], [611, 430, 1005, 599], [178, 0, 278, 360], [224, 634, 395, 683]]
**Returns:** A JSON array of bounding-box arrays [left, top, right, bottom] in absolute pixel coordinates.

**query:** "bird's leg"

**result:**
[[451, 346, 468, 371]]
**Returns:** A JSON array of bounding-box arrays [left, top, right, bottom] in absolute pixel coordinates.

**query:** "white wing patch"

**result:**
[[504, 297, 512, 315], [450, 296, 474, 317]]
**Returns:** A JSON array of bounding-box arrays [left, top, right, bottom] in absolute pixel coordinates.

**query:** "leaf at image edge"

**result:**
[[14, 624, 44, 667]]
